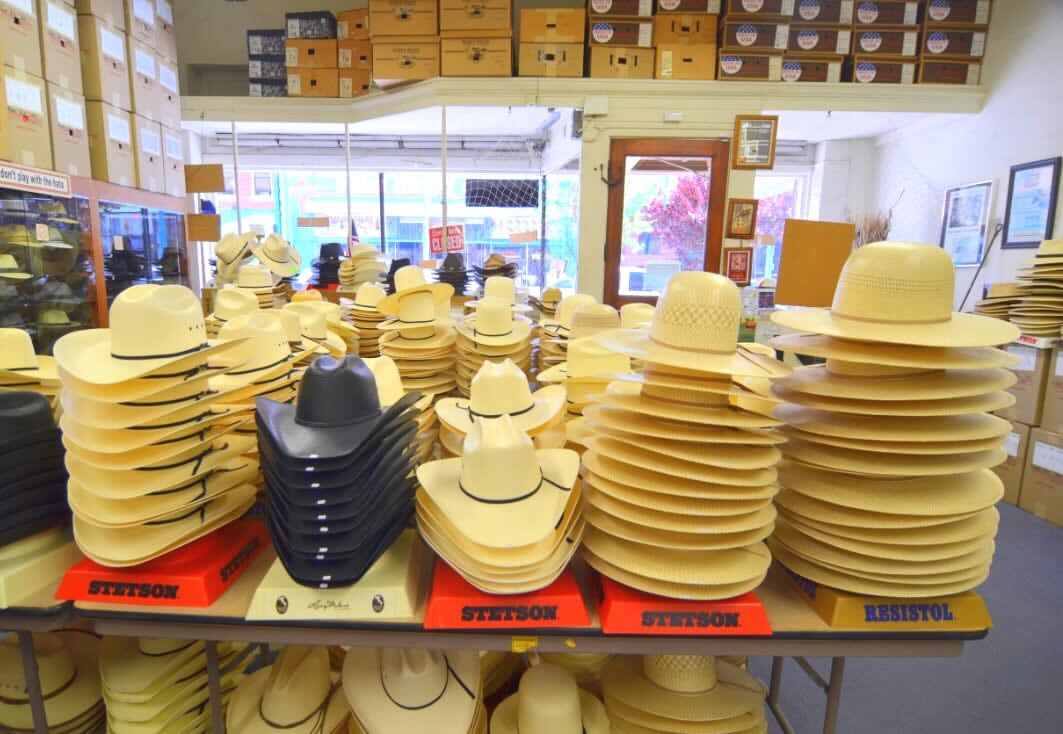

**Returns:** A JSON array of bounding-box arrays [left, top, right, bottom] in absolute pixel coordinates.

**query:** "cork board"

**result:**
[[775, 219, 856, 307]]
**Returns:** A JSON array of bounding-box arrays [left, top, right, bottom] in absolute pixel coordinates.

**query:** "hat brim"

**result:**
[[586, 504, 772, 551], [379, 326, 456, 350], [773, 385, 1016, 416], [456, 320, 532, 347], [785, 437, 1007, 476], [585, 436, 777, 487], [435, 386, 564, 436], [771, 307, 1020, 348], [0, 355, 59, 383], [597, 391, 782, 429], [59, 405, 251, 454], [377, 283, 454, 315], [595, 329, 791, 378], [777, 365, 1015, 401], [0, 631, 101, 731], [491, 684, 608, 734], [61, 423, 242, 471], [252, 246, 300, 278], [773, 403, 1011, 442], [769, 333, 1020, 370], [227, 668, 349, 734], [583, 404, 785, 445]]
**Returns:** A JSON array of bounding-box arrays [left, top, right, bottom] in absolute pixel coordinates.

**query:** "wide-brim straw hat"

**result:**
[[773, 403, 1012, 442], [773, 384, 1015, 416], [377, 265, 454, 315], [0, 631, 101, 732], [99, 640, 206, 699], [379, 325, 456, 350], [490, 664, 609, 734], [784, 437, 1006, 476], [777, 363, 1015, 402], [436, 385, 565, 437], [769, 333, 1019, 370], [582, 403, 784, 446], [252, 234, 300, 278], [772, 241, 1019, 347], [596, 389, 782, 429]]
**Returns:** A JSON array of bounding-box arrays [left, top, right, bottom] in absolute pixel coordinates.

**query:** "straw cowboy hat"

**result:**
[[208, 287, 260, 324], [253, 233, 300, 277], [53, 285, 244, 385], [567, 304, 621, 342], [377, 265, 453, 315], [0, 631, 102, 731], [457, 297, 532, 347], [773, 403, 1012, 442], [291, 289, 323, 303], [620, 302, 656, 329], [541, 294, 596, 337], [343, 650, 479, 734], [772, 241, 1020, 347], [491, 664, 608, 734], [378, 288, 452, 333], [0, 328, 58, 382], [468, 276, 532, 313], [228, 646, 349, 734], [351, 283, 387, 312], [772, 384, 1014, 417], [436, 360, 565, 435], [769, 332, 1019, 371], [776, 362, 1015, 402], [284, 304, 347, 356], [99, 640, 205, 699], [595, 273, 790, 378], [0, 253, 29, 281], [211, 312, 307, 392], [417, 414, 579, 548], [214, 233, 255, 271], [537, 337, 631, 385]]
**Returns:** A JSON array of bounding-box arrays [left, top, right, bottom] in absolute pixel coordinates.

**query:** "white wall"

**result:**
[[871, 0, 1063, 309]]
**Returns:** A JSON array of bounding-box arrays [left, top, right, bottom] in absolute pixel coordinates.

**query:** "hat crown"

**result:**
[[649, 272, 740, 354], [216, 312, 290, 371], [642, 655, 718, 693], [364, 356, 404, 406], [0, 328, 39, 370], [291, 289, 323, 303], [380, 649, 449, 709], [831, 242, 955, 325], [1037, 238, 1063, 255], [109, 285, 208, 360], [567, 337, 630, 378], [394, 265, 429, 293], [276, 310, 302, 342], [318, 242, 343, 260], [294, 356, 381, 427], [285, 304, 328, 340], [262, 646, 331, 726], [472, 297, 515, 337], [442, 253, 465, 270], [469, 359, 534, 417], [484, 276, 517, 304], [237, 264, 273, 289], [621, 303, 656, 328], [0, 253, 18, 268], [215, 233, 252, 264], [262, 233, 290, 260], [396, 291, 437, 324], [460, 414, 541, 501], [0, 392, 56, 440], [570, 304, 620, 340], [541, 287, 562, 305], [483, 253, 507, 269], [354, 283, 386, 308], [516, 664, 583, 734], [39, 309, 70, 325], [555, 294, 597, 329], [0, 634, 75, 699], [214, 287, 259, 321]]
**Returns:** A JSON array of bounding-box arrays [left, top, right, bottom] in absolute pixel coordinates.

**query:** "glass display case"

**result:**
[[99, 201, 189, 305]]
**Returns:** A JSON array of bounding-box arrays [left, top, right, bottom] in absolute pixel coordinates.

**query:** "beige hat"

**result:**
[[774, 385, 1015, 417], [491, 664, 608, 734], [0, 632, 101, 731], [469, 276, 532, 313], [585, 437, 777, 488], [778, 504, 999, 548], [417, 414, 579, 549], [211, 312, 307, 391], [457, 297, 532, 347], [541, 294, 596, 336], [597, 389, 782, 429], [596, 272, 791, 378], [343, 650, 479, 734], [582, 403, 784, 445], [0, 253, 30, 281], [772, 242, 1019, 347], [209, 287, 260, 324], [777, 363, 1016, 402], [0, 328, 58, 382], [784, 437, 1007, 476], [252, 233, 300, 278], [566, 304, 621, 342], [351, 283, 387, 311], [774, 403, 1012, 442], [291, 290, 323, 303], [620, 302, 656, 329], [537, 337, 631, 384], [436, 360, 564, 435], [235, 263, 277, 292], [780, 425, 1004, 456], [59, 399, 250, 453], [378, 265, 454, 315], [228, 647, 349, 734], [284, 304, 347, 356], [769, 333, 1019, 370], [61, 420, 241, 472], [99, 639, 206, 698], [586, 501, 772, 552]]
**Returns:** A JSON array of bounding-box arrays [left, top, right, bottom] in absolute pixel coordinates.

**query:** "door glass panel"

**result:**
[[618, 156, 712, 298]]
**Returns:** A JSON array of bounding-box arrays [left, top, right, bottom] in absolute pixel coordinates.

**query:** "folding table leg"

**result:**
[[16, 632, 48, 734], [823, 657, 846, 734], [205, 640, 226, 733]]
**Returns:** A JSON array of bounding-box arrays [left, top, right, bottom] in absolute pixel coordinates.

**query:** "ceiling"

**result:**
[[771, 110, 969, 143]]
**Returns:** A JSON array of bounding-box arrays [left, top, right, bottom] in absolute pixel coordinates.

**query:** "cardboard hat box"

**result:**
[[718, 51, 783, 81], [285, 10, 337, 40], [441, 33, 512, 77], [588, 19, 653, 47], [720, 19, 790, 51], [128, 38, 157, 121], [785, 25, 851, 55], [369, 0, 438, 37], [338, 8, 370, 40], [724, 0, 795, 17], [248, 29, 286, 58], [852, 0, 919, 26], [132, 113, 163, 192], [40, 0, 82, 93], [518, 42, 584, 77], [853, 27, 919, 56], [780, 54, 843, 82], [249, 58, 287, 81], [440, 0, 511, 32], [1, 0, 43, 77], [285, 39, 339, 69], [850, 55, 916, 83], [338, 39, 373, 70], [788, 0, 853, 23], [154, 0, 177, 62], [4, 67, 52, 169], [287, 67, 339, 97], [997, 343, 1052, 427], [162, 125, 184, 197], [1038, 344, 1063, 435], [924, 0, 991, 27], [373, 37, 440, 85], [47, 82, 91, 177], [125, 0, 154, 45], [76, 0, 125, 30], [923, 28, 986, 58], [589, 0, 654, 18], [338, 68, 372, 98], [994, 420, 1031, 507], [919, 56, 981, 85], [79, 14, 131, 110], [519, 9, 586, 43], [654, 14, 718, 45], [656, 43, 715, 79], [155, 55, 180, 131], [657, 0, 721, 11], [590, 45, 655, 79], [86, 99, 135, 186], [249, 80, 287, 98], [0, 74, 9, 161], [1020, 428, 1063, 527]]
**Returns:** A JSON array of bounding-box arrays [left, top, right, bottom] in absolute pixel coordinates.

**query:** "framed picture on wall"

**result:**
[[726, 198, 759, 239], [732, 115, 779, 170], [1002, 157, 1061, 249], [724, 247, 753, 286], [939, 180, 993, 266]]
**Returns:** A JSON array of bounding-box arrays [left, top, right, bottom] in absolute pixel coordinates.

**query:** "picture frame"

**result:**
[[732, 115, 779, 170], [724, 247, 753, 286], [1002, 157, 1061, 249], [726, 198, 759, 239], [938, 180, 993, 266]]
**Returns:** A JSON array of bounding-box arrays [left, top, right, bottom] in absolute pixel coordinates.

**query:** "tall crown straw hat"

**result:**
[[596, 271, 791, 378], [457, 296, 532, 347], [252, 233, 301, 277], [0, 328, 59, 382], [236, 263, 277, 293], [435, 359, 565, 435], [377, 265, 454, 315], [541, 294, 596, 337], [208, 286, 260, 323], [468, 276, 532, 313], [568, 304, 621, 341], [536, 337, 632, 385], [772, 241, 1020, 347], [0, 632, 102, 731], [352, 282, 387, 311], [620, 302, 656, 328], [210, 311, 306, 391], [491, 664, 609, 734]]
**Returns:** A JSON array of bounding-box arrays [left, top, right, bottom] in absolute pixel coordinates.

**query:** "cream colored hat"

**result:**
[[567, 304, 621, 342], [377, 265, 453, 315], [458, 297, 532, 347], [491, 664, 608, 734], [541, 294, 596, 336], [228, 647, 349, 734], [0, 632, 101, 732], [284, 304, 347, 356], [417, 414, 579, 548], [620, 302, 656, 328], [470, 276, 532, 313], [211, 312, 303, 391], [772, 241, 1020, 347], [537, 337, 631, 384], [776, 363, 1015, 402], [596, 272, 791, 378], [291, 289, 323, 303], [343, 649, 479, 734], [252, 233, 300, 277], [236, 263, 277, 292], [436, 360, 565, 435], [210, 287, 260, 324], [769, 333, 1019, 370], [0, 328, 58, 382], [352, 283, 387, 311], [0, 253, 29, 281], [99, 639, 205, 698]]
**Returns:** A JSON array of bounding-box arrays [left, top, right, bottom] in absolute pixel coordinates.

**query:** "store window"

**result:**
[[752, 172, 809, 283], [543, 172, 580, 295]]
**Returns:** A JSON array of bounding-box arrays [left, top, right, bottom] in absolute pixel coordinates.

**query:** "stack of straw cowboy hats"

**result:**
[[434, 253, 472, 296], [205, 287, 259, 338], [455, 296, 534, 396], [537, 294, 597, 372], [365, 354, 437, 465], [601, 655, 768, 734], [580, 271, 791, 600], [528, 287, 562, 320], [257, 356, 424, 588], [101, 638, 250, 734], [54, 285, 259, 567], [378, 265, 457, 395], [339, 244, 388, 291], [416, 412, 582, 594], [343, 283, 388, 357], [236, 264, 286, 309], [343, 649, 483, 734], [491, 663, 608, 734], [0, 631, 103, 734], [1010, 239, 1063, 336], [0, 329, 60, 405], [287, 291, 361, 356], [212, 233, 256, 287], [768, 241, 1019, 597], [473, 252, 517, 286], [465, 276, 532, 314], [973, 282, 1023, 321]]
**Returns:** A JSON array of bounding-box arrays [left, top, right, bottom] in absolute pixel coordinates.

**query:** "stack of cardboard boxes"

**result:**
[[440, 0, 513, 78], [717, 0, 790, 81], [849, 0, 921, 85], [586, 1, 654, 80], [371, 0, 439, 87], [994, 340, 1063, 527], [285, 11, 340, 98], [248, 29, 288, 98], [918, 0, 989, 85], [0, 0, 58, 170], [338, 8, 372, 95], [518, 8, 585, 77], [779, 0, 851, 83], [654, 2, 720, 80]]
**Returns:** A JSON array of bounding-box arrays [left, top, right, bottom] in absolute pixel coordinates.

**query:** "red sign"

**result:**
[[429, 224, 465, 254]]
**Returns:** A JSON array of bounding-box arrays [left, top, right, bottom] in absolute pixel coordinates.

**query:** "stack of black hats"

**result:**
[[0, 392, 69, 547], [380, 258, 410, 295], [434, 253, 471, 296], [310, 243, 344, 289], [256, 355, 424, 588], [473, 253, 517, 288]]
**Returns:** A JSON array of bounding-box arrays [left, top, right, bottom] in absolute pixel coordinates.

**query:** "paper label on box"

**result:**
[[856, 1, 878, 23], [107, 113, 131, 145], [287, 18, 300, 38], [769, 55, 782, 79], [966, 63, 980, 85], [1032, 442, 1063, 476], [113, 234, 124, 250], [659, 0, 680, 8], [249, 60, 262, 77], [1054, 352, 1063, 377], [337, 20, 348, 38], [827, 61, 841, 82], [100, 26, 125, 63], [1004, 432, 1020, 458], [135, 48, 156, 78], [340, 77, 353, 97], [35, 223, 48, 240], [46, 2, 76, 41], [903, 1, 917, 24], [55, 95, 84, 130], [159, 64, 178, 93], [976, 1, 989, 24], [134, 0, 154, 25], [140, 126, 161, 156], [840, 0, 853, 22], [1008, 345, 1037, 372], [774, 25, 790, 49], [660, 50, 673, 77], [902, 31, 916, 56], [5, 77, 42, 116], [288, 75, 301, 95], [638, 23, 652, 46], [1, 0, 33, 16], [640, 0, 652, 13], [837, 30, 851, 53], [249, 37, 264, 55], [971, 33, 985, 56], [285, 47, 299, 66], [338, 48, 352, 67], [157, 0, 173, 25], [165, 134, 182, 159]]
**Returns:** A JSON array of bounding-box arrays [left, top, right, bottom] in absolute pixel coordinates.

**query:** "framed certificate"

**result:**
[[726, 198, 759, 239], [939, 181, 993, 266], [1002, 157, 1061, 249], [732, 115, 779, 170], [724, 247, 753, 286]]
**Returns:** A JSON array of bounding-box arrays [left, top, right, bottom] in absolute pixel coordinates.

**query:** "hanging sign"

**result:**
[[0, 162, 70, 197], [429, 224, 465, 254]]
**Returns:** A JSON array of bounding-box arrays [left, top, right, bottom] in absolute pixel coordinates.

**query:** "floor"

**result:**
[[751, 502, 1063, 734]]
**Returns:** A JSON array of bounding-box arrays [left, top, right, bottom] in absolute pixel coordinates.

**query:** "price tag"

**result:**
[[637, 23, 652, 47], [1032, 442, 1063, 476], [285, 47, 299, 66], [54, 95, 85, 131], [1007, 345, 1037, 372], [113, 235, 125, 251], [1004, 432, 1020, 458], [5, 77, 42, 116], [46, 2, 76, 41], [100, 26, 125, 63], [775, 25, 790, 50], [35, 223, 48, 241], [107, 113, 131, 145], [510, 636, 539, 654]]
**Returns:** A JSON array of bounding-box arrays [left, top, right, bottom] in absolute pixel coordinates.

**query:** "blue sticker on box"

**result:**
[[859, 31, 882, 52], [928, 0, 952, 21], [720, 55, 744, 75]]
